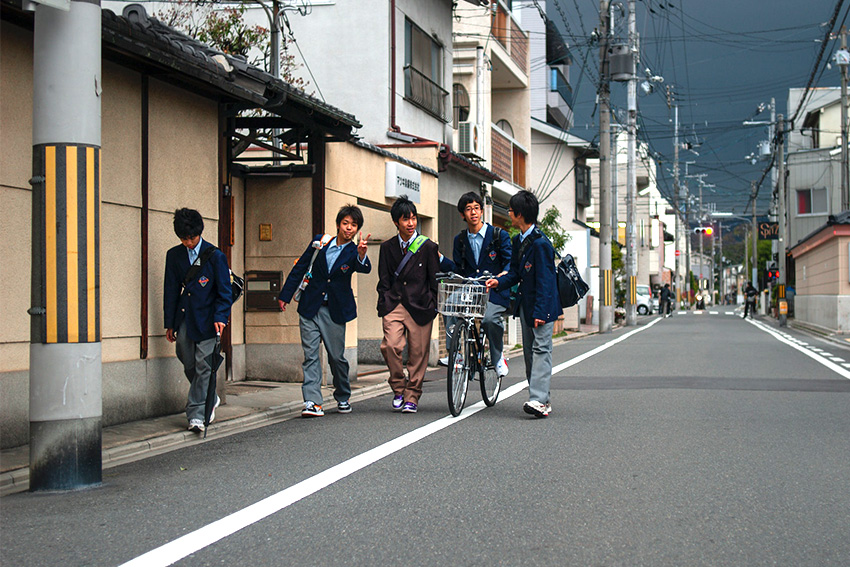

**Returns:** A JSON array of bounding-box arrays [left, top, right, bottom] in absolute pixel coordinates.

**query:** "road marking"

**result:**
[[831, 357, 845, 362], [725, 312, 735, 315], [119, 320, 660, 567], [709, 311, 718, 315], [809, 348, 824, 352], [821, 352, 834, 357], [746, 319, 850, 380], [843, 363, 850, 368]]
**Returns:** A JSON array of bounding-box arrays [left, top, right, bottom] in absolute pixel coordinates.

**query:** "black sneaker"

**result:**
[[337, 401, 352, 414]]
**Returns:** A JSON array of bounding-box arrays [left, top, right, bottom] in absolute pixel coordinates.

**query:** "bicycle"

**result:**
[[437, 273, 502, 416]]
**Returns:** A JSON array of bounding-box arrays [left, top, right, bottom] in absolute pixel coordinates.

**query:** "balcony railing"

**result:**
[[491, 125, 527, 188], [404, 65, 450, 123]]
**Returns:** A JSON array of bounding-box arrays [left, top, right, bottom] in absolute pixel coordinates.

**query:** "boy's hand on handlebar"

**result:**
[[485, 278, 499, 289]]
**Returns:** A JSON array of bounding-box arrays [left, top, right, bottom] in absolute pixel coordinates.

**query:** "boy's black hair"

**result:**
[[457, 191, 484, 214], [336, 205, 364, 230], [173, 208, 204, 239], [390, 195, 418, 224], [508, 190, 539, 225]]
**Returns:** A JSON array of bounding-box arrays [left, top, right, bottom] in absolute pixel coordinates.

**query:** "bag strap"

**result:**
[[514, 227, 542, 264], [304, 234, 334, 277], [182, 245, 217, 290], [393, 234, 429, 278]]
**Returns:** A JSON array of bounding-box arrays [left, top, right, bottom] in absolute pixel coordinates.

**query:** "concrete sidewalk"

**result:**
[[1, 326, 598, 497], [0, 367, 392, 496]]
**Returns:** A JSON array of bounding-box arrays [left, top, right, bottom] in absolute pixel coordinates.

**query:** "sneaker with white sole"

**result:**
[[337, 400, 352, 414], [301, 401, 324, 417], [188, 418, 205, 433], [522, 400, 551, 418], [401, 402, 418, 413], [392, 395, 404, 411], [496, 356, 509, 378], [438, 356, 449, 367]]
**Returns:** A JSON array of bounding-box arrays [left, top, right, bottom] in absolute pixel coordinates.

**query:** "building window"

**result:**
[[796, 187, 827, 215], [453, 84, 470, 129], [495, 119, 514, 138], [404, 18, 449, 122]]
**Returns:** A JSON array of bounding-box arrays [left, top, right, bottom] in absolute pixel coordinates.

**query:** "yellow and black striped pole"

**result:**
[[30, 0, 102, 491]]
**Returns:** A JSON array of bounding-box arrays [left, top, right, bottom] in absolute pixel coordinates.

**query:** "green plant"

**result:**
[[505, 205, 571, 255]]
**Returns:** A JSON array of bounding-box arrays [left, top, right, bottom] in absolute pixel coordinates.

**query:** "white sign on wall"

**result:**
[[385, 162, 421, 203]]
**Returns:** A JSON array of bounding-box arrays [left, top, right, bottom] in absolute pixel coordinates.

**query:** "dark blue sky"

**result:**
[[542, 0, 845, 215]]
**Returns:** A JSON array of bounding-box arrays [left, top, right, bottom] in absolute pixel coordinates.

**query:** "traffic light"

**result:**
[[694, 226, 714, 236], [766, 263, 779, 282]]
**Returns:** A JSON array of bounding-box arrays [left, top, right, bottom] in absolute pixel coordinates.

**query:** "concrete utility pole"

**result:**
[[751, 181, 758, 286], [669, 91, 681, 305], [841, 28, 849, 212], [777, 115, 788, 326], [30, 0, 103, 490], [598, 0, 613, 333], [624, 0, 638, 326]]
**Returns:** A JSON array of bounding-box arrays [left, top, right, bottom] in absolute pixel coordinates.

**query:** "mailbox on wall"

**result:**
[[245, 271, 283, 311]]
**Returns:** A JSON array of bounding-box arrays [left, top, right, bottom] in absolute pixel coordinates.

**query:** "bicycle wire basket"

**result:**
[[438, 280, 489, 318]]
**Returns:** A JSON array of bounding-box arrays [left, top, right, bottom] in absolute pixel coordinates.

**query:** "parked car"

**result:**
[[636, 284, 653, 315]]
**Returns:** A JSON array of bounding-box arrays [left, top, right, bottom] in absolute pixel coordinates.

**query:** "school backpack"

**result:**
[[556, 253, 589, 308], [457, 226, 504, 272]]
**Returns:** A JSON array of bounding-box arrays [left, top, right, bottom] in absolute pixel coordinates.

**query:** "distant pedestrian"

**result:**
[[660, 283, 673, 317], [164, 208, 232, 433], [377, 196, 441, 414], [486, 190, 562, 418], [743, 281, 758, 319], [278, 206, 371, 417]]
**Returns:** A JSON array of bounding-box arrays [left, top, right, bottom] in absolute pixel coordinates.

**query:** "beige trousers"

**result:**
[[380, 303, 433, 404]]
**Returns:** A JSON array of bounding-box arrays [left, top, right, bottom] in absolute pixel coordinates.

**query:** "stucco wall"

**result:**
[[0, 22, 227, 447]]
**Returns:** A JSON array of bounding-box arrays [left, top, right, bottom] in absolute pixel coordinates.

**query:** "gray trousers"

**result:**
[[518, 307, 554, 404], [300, 305, 351, 405], [445, 301, 506, 364], [175, 321, 217, 422]]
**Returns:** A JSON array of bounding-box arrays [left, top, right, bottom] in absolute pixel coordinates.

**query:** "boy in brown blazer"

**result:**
[[377, 196, 441, 413]]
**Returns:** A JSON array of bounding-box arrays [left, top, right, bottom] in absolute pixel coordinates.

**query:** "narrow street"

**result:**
[[4, 308, 850, 567]]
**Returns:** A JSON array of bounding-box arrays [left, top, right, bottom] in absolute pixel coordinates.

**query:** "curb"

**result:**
[[1, 380, 392, 497]]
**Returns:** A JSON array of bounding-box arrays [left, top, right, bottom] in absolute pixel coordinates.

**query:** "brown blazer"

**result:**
[[377, 235, 440, 326]]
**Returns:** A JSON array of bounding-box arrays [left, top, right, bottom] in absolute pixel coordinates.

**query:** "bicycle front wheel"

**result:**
[[446, 322, 471, 416], [478, 331, 501, 406]]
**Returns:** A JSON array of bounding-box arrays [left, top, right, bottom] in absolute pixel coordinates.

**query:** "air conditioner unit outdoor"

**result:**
[[458, 122, 485, 160]]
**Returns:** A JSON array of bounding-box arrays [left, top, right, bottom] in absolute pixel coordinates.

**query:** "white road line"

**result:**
[[809, 348, 824, 352], [831, 357, 845, 362], [725, 312, 735, 315], [843, 363, 850, 368], [119, 319, 661, 567], [821, 352, 835, 357], [709, 311, 718, 315], [746, 319, 850, 380]]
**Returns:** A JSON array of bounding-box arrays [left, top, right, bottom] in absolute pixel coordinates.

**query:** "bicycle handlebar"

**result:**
[[436, 272, 493, 282]]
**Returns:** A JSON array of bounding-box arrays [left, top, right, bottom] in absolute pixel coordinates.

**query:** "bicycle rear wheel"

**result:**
[[446, 322, 470, 416], [478, 331, 501, 406]]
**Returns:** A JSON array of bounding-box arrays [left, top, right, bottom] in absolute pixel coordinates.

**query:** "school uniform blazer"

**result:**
[[163, 240, 232, 343], [450, 225, 512, 308], [376, 236, 440, 326], [278, 237, 371, 324], [495, 228, 562, 327]]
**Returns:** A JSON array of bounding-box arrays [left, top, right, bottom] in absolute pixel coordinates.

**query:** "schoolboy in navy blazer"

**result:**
[[163, 208, 232, 433], [441, 192, 512, 377], [487, 191, 561, 419], [279, 234, 371, 323], [278, 206, 371, 417]]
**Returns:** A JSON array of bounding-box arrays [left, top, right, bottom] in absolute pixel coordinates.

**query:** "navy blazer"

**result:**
[[448, 225, 512, 308], [163, 240, 232, 342], [279, 236, 371, 324], [495, 227, 562, 326]]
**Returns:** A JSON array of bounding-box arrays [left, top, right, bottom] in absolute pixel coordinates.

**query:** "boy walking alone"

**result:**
[[377, 196, 441, 413], [487, 191, 561, 418]]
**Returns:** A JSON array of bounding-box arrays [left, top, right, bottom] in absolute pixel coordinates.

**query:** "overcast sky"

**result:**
[[541, 0, 846, 216]]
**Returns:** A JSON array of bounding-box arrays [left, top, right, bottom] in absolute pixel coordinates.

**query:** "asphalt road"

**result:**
[[4, 307, 850, 566]]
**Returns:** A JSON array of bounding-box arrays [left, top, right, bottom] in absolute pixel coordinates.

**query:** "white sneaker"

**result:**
[[522, 400, 550, 418], [188, 418, 205, 432], [496, 357, 509, 378], [438, 356, 449, 367]]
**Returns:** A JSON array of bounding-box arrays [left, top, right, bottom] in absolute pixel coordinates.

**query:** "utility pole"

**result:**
[[718, 223, 724, 303], [841, 28, 849, 211], [598, 0, 613, 333], [30, 0, 103, 490], [625, 0, 638, 326], [611, 114, 619, 233], [270, 0, 282, 164], [669, 89, 681, 306], [751, 181, 758, 287], [777, 115, 788, 326]]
